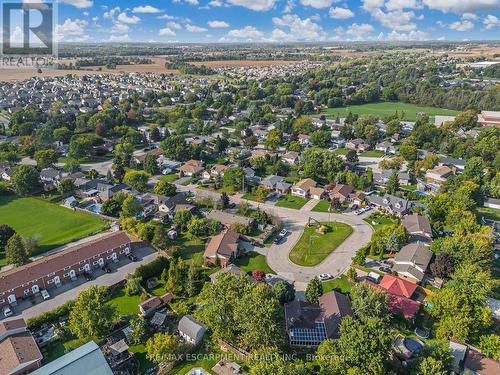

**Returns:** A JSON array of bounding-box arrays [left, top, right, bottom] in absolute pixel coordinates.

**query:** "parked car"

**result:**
[[102, 265, 111, 273], [41, 289, 50, 300], [127, 253, 138, 262], [279, 229, 288, 237], [319, 273, 333, 281], [3, 306, 13, 317], [84, 272, 93, 281], [379, 267, 392, 273], [251, 240, 264, 248], [227, 203, 236, 209], [273, 235, 284, 244]]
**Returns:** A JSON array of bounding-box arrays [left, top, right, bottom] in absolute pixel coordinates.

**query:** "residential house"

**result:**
[[209, 264, 248, 283], [134, 148, 164, 165], [374, 275, 421, 319], [477, 110, 500, 128], [282, 151, 300, 165], [328, 184, 354, 204], [438, 157, 466, 173], [207, 210, 255, 228], [139, 293, 173, 318], [484, 198, 500, 210], [0, 318, 43, 375], [349, 192, 366, 206], [425, 165, 454, 185], [284, 291, 352, 347], [141, 192, 194, 221], [449, 341, 467, 374], [375, 141, 396, 155], [346, 138, 369, 152], [31, 341, 113, 375], [291, 178, 317, 198], [202, 164, 228, 180], [0, 232, 131, 309], [367, 194, 412, 217], [1, 167, 14, 181], [178, 315, 206, 346], [39, 168, 64, 188], [275, 181, 292, 195], [373, 170, 411, 187], [251, 149, 272, 159], [179, 160, 204, 177], [260, 175, 285, 191], [203, 229, 240, 267], [464, 348, 500, 375], [402, 214, 432, 242], [309, 187, 326, 200], [393, 243, 433, 282], [297, 134, 310, 146]]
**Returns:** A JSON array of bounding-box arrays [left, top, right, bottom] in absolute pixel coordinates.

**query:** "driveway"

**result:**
[[177, 183, 373, 284], [2, 246, 158, 321]]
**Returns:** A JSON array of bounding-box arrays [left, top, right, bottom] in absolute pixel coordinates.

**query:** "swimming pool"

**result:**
[[86, 204, 102, 214]]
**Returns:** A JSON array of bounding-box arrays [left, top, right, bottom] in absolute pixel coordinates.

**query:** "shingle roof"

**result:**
[[402, 214, 432, 236], [178, 315, 206, 342], [204, 230, 239, 259], [379, 274, 418, 299]]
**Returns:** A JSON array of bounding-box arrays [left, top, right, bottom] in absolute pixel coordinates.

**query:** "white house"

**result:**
[[178, 315, 206, 346]]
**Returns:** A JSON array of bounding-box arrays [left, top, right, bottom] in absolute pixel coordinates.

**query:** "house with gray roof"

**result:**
[[373, 170, 411, 187], [178, 315, 206, 346], [367, 194, 412, 217], [402, 214, 432, 242], [393, 243, 433, 282], [260, 175, 285, 190]]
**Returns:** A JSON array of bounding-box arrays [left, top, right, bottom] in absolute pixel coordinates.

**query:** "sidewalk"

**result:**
[[300, 199, 318, 212]]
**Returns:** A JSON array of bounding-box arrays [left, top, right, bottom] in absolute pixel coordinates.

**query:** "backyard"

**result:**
[[322, 275, 354, 295], [321, 102, 459, 121], [289, 222, 353, 266], [275, 194, 309, 209], [363, 214, 399, 231], [0, 195, 108, 257]]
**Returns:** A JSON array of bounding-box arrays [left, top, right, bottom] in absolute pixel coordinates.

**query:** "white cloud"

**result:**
[[117, 12, 141, 25], [300, 0, 336, 9], [385, 29, 429, 40], [422, 0, 500, 14], [462, 13, 478, 20], [158, 14, 175, 20], [132, 5, 161, 13], [346, 23, 375, 39], [226, 0, 277, 11], [159, 27, 176, 36], [272, 14, 326, 40], [109, 34, 130, 42], [60, 0, 93, 9], [56, 18, 88, 38], [329, 7, 354, 19], [173, 0, 199, 4], [110, 22, 130, 33], [283, 0, 295, 12], [371, 8, 418, 31], [208, 0, 224, 6], [449, 20, 474, 31], [167, 22, 182, 29], [208, 20, 230, 28], [186, 24, 208, 32], [385, 0, 421, 10], [361, 0, 385, 12], [103, 6, 120, 19], [483, 14, 500, 29], [222, 26, 264, 41]]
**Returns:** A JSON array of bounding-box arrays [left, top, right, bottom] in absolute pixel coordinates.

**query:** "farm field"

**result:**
[[289, 222, 353, 266], [321, 102, 459, 121], [0, 196, 108, 256]]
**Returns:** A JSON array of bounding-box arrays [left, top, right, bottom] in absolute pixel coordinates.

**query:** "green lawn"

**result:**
[[363, 215, 399, 231], [108, 288, 142, 317], [332, 147, 349, 155], [321, 102, 459, 121], [311, 200, 342, 213], [323, 275, 354, 295], [129, 343, 155, 374], [235, 251, 274, 274], [176, 237, 205, 265], [289, 222, 353, 266], [161, 173, 180, 182], [275, 194, 309, 209], [477, 207, 500, 222], [242, 192, 265, 203], [360, 150, 385, 157], [0, 196, 108, 256]]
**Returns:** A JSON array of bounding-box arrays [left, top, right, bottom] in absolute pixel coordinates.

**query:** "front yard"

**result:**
[[360, 150, 385, 157], [289, 222, 353, 266], [0, 195, 108, 256], [311, 200, 343, 213], [275, 194, 309, 209], [363, 214, 399, 231], [234, 251, 274, 274]]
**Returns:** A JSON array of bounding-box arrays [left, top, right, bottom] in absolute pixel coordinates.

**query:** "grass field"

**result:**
[[360, 150, 385, 157], [0, 196, 108, 256], [289, 222, 353, 266], [332, 147, 349, 155], [235, 251, 274, 274], [322, 102, 459, 121], [323, 275, 354, 295], [363, 215, 399, 231], [275, 194, 309, 210]]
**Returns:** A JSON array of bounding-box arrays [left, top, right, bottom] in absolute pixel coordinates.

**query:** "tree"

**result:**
[[123, 170, 150, 192], [187, 217, 208, 238], [222, 167, 244, 192], [272, 280, 295, 304], [478, 334, 500, 360], [386, 170, 400, 194], [5, 234, 29, 266], [69, 286, 115, 340], [146, 333, 185, 367], [124, 275, 143, 296], [173, 209, 192, 231], [264, 128, 283, 150], [149, 127, 162, 142], [350, 283, 390, 323], [11, 165, 39, 196], [453, 109, 477, 130], [249, 347, 308, 375], [346, 149, 359, 164], [58, 178, 75, 195], [0, 224, 16, 252], [143, 153, 160, 175], [64, 158, 80, 173], [253, 185, 269, 202], [154, 178, 176, 196], [121, 194, 141, 217], [113, 162, 125, 183], [101, 198, 122, 217], [305, 277, 323, 304], [310, 130, 331, 148], [166, 258, 187, 295], [129, 316, 148, 344], [220, 192, 229, 208], [34, 149, 58, 169], [252, 269, 266, 282], [399, 140, 418, 164], [243, 135, 258, 149], [430, 252, 455, 279]]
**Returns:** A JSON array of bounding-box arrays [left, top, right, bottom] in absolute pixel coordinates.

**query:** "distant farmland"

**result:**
[[321, 102, 460, 121]]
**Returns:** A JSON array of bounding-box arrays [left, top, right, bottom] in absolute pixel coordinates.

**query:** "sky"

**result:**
[[51, 0, 500, 43]]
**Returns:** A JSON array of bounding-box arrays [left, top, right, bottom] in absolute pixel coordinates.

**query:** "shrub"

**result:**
[[27, 300, 75, 330], [134, 256, 169, 279]]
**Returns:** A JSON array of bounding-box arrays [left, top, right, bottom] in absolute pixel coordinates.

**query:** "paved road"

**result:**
[[177, 184, 373, 285]]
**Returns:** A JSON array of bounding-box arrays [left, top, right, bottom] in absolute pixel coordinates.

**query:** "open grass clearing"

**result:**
[[289, 222, 353, 266], [275, 194, 309, 210], [234, 251, 274, 274]]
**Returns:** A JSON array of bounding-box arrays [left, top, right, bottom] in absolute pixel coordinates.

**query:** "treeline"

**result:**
[[165, 61, 216, 75]]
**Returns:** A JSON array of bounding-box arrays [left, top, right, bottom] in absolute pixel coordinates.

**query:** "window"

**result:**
[[64, 266, 70, 271], [63, 273, 70, 278], [93, 261, 99, 265], [47, 272, 55, 277], [78, 267, 84, 271], [24, 289, 30, 295], [119, 250, 124, 254], [0, 299, 4, 304], [48, 279, 53, 284]]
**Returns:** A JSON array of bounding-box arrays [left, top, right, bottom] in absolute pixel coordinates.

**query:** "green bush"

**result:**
[[27, 300, 75, 330], [134, 256, 169, 280]]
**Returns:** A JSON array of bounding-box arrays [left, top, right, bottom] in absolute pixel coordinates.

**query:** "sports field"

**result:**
[[322, 102, 459, 121], [0, 196, 108, 256]]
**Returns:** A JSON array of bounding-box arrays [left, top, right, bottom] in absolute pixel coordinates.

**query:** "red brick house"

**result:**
[[203, 230, 240, 267], [0, 232, 131, 309]]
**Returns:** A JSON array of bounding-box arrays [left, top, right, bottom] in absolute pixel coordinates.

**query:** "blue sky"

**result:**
[[54, 0, 500, 42]]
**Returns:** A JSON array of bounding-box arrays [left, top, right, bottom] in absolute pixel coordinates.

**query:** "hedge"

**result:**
[[133, 256, 169, 280], [27, 300, 75, 330]]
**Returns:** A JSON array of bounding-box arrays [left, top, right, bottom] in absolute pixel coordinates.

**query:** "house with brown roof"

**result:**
[[139, 293, 173, 317], [402, 214, 432, 242], [179, 160, 204, 177], [0, 232, 131, 309], [282, 151, 300, 165], [291, 178, 317, 198], [134, 148, 164, 164], [203, 230, 240, 267], [202, 164, 228, 180], [425, 165, 454, 185], [328, 184, 354, 203], [464, 348, 500, 375], [284, 291, 352, 347], [0, 318, 42, 375]]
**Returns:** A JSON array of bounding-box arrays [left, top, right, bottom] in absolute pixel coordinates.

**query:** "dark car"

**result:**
[[84, 272, 93, 281], [228, 203, 236, 209], [127, 254, 138, 262], [251, 240, 264, 248], [273, 235, 284, 244], [102, 265, 111, 273], [379, 267, 392, 273]]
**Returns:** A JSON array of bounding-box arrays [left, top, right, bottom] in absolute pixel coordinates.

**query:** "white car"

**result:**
[[41, 289, 50, 300], [279, 229, 288, 237], [3, 306, 13, 317], [319, 273, 333, 281]]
